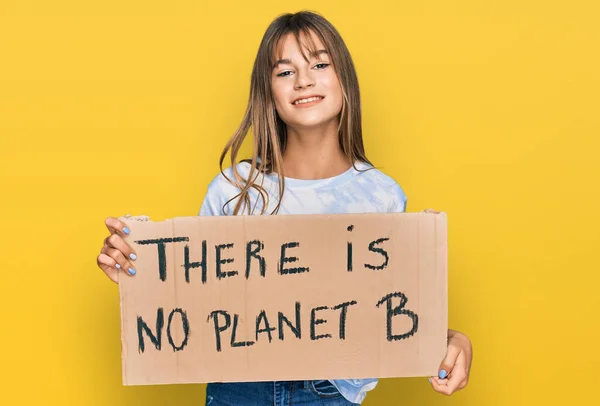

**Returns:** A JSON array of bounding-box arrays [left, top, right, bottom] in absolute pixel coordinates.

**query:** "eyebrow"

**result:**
[[272, 49, 329, 69]]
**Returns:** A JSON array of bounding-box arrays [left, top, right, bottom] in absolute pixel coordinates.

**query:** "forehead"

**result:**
[[273, 30, 327, 62]]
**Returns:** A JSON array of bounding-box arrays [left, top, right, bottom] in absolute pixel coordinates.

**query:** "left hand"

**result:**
[[428, 329, 472, 395]]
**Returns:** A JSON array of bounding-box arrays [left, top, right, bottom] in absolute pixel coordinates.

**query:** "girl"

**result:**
[[97, 10, 473, 405]]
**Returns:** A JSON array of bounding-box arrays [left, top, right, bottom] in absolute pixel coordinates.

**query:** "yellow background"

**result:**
[[1, 1, 598, 405]]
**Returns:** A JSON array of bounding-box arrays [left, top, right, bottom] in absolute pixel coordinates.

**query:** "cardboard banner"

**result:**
[[118, 212, 448, 385]]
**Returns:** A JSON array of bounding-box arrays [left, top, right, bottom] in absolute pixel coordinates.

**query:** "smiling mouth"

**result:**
[[292, 96, 324, 106]]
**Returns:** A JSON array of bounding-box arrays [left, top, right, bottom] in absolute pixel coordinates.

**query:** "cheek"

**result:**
[[328, 85, 343, 115], [325, 75, 343, 106], [271, 84, 289, 114]]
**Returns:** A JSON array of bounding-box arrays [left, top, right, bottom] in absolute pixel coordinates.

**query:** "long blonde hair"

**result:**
[[219, 10, 372, 215]]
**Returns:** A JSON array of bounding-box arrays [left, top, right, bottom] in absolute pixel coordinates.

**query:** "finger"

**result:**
[[429, 376, 451, 396], [439, 343, 461, 378], [96, 253, 121, 283], [103, 234, 137, 263], [445, 351, 468, 393], [105, 216, 131, 237], [104, 246, 136, 275], [98, 249, 135, 277], [432, 376, 448, 385], [428, 376, 448, 385]]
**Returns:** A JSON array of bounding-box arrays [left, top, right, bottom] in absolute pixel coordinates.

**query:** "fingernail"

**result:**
[[439, 370, 447, 379], [129, 253, 137, 260], [116, 263, 121, 269], [128, 267, 136, 275], [428, 378, 432, 383], [123, 227, 130, 235]]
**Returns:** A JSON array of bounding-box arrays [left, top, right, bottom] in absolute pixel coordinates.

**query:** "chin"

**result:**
[[290, 116, 338, 130], [286, 109, 341, 130]]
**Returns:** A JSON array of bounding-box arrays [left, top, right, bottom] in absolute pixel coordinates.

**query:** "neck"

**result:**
[[282, 120, 352, 180]]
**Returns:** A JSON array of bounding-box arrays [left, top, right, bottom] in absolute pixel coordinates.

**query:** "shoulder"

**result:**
[[206, 162, 252, 193], [199, 162, 253, 216], [353, 162, 408, 212]]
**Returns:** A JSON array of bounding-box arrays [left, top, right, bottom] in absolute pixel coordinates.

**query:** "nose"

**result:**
[[294, 68, 315, 90]]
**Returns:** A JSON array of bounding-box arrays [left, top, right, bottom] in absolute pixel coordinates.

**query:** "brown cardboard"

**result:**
[[118, 212, 448, 386]]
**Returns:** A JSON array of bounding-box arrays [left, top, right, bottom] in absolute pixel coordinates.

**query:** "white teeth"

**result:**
[[293, 96, 323, 105]]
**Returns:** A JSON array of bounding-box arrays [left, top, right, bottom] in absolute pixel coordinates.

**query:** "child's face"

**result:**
[[271, 31, 343, 132]]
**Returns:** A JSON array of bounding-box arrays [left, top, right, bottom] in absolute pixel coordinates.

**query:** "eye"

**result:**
[[275, 63, 330, 77]]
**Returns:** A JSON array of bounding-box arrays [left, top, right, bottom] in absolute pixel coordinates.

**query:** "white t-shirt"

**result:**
[[199, 160, 408, 404]]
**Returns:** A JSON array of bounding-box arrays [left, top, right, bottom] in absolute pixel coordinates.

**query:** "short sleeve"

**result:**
[[198, 169, 242, 217], [198, 187, 225, 216], [388, 182, 408, 213]]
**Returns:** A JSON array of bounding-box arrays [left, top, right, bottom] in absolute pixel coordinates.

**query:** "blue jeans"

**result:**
[[206, 381, 360, 405]]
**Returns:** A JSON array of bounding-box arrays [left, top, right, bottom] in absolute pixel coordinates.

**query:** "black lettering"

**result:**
[[207, 310, 231, 352], [278, 242, 309, 274], [278, 302, 302, 340], [166, 308, 190, 352], [365, 237, 390, 270], [231, 314, 255, 347], [135, 237, 189, 281], [347, 225, 354, 272], [310, 306, 332, 340], [255, 310, 276, 343], [246, 240, 266, 278], [332, 300, 358, 340], [137, 307, 164, 353], [376, 291, 418, 341], [183, 241, 207, 283], [216, 243, 238, 279]]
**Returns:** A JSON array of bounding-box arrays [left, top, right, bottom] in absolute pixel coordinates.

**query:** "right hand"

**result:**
[[96, 216, 137, 283]]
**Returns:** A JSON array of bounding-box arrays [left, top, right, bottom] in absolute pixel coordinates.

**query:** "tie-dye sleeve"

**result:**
[[198, 169, 242, 217], [388, 182, 408, 213]]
